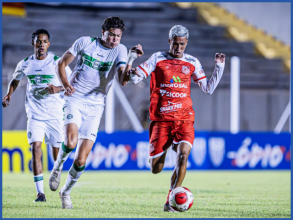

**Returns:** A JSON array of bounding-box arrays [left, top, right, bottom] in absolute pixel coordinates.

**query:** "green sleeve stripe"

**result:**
[[24, 57, 29, 62], [90, 37, 96, 42], [54, 55, 60, 61], [33, 176, 43, 182], [116, 61, 126, 67], [73, 163, 85, 172]]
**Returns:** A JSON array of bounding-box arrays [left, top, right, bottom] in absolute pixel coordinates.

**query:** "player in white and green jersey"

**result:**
[[2, 29, 71, 202], [49, 16, 144, 209]]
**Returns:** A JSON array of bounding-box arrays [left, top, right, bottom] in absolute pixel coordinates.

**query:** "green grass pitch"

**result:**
[[2, 171, 290, 218]]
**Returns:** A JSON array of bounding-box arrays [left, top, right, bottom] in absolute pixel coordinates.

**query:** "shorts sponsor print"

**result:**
[[149, 120, 195, 158]]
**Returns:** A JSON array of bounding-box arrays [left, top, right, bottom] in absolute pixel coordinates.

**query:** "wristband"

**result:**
[[127, 49, 138, 65]]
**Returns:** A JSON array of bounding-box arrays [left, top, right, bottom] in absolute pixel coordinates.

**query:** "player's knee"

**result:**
[[65, 137, 78, 149], [73, 158, 86, 167]]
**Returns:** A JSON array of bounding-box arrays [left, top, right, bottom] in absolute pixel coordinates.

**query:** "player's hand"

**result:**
[[128, 68, 141, 77], [131, 44, 144, 58], [2, 94, 11, 107], [215, 53, 225, 63], [45, 84, 60, 94], [64, 85, 76, 96]]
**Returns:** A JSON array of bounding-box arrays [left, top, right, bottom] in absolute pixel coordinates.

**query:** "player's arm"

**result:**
[[56, 51, 76, 96], [47, 63, 72, 94], [118, 44, 144, 86], [2, 60, 25, 107], [2, 79, 20, 107], [193, 53, 225, 94]]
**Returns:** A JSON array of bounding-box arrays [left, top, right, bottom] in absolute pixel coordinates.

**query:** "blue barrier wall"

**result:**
[[48, 132, 291, 170]]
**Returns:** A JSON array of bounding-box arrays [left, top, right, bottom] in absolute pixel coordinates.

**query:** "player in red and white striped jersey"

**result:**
[[120, 25, 225, 212]]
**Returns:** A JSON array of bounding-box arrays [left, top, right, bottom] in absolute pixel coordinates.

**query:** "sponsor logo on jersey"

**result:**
[[27, 132, 32, 139], [160, 89, 187, 98], [182, 66, 190, 75], [160, 101, 182, 113], [185, 56, 195, 62], [170, 76, 181, 83], [35, 69, 42, 72], [67, 114, 73, 119], [96, 53, 104, 57], [160, 83, 187, 89], [143, 62, 148, 68]]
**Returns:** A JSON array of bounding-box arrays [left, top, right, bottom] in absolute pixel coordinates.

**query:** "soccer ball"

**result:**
[[169, 187, 194, 212]]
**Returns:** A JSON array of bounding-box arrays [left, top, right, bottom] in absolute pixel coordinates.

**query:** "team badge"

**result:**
[[34, 75, 43, 83], [67, 114, 73, 119], [182, 66, 190, 75], [28, 132, 32, 139], [143, 62, 148, 68], [92, 60, 101, 69]]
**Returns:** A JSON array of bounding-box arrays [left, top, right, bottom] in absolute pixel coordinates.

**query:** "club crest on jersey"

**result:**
[[34, 75, 43, 83], [143, 62, 148, 68], [92, 60, 101, 69], [67, 114, 73, 119], [182, 66, 190, 75]]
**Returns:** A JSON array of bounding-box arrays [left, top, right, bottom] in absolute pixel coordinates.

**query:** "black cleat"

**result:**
[[33, 193, 46, 202]]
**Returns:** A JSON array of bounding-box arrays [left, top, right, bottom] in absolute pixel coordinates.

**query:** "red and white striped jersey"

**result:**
[[135, 51, 224, 121]]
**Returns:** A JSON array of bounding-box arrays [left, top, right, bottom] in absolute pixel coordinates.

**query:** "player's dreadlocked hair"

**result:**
[[101, 16, 126, 32], [31, 28, 50, 41]]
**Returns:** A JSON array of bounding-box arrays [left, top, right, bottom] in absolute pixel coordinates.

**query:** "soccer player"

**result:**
[[2, 29, 72, 202], [121, 25, 225, 212], [49, 16, 143, 209]]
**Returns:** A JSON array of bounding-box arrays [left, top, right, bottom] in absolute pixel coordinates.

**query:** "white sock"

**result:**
[[54, 143, 74, 170], [34, 173, 44, 194], [61, 163, 85, 195]]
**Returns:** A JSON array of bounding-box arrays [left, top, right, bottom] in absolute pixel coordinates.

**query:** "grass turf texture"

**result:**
[[2, 171, 290, 218]]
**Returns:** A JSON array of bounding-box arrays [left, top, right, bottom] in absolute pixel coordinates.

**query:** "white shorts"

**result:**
[[27, 118, 64, 148], [63, 101, 104, 142]]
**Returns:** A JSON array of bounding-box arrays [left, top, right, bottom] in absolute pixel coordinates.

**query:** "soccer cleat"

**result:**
[[163, 189, 178, 212], [163, 203, 179, 212], [59, 189, 73, 209], [49, 168, 62, 191], [33, 193, 46, 202]]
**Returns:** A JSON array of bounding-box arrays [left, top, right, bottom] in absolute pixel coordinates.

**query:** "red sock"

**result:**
[[165, 189, 172, 205]]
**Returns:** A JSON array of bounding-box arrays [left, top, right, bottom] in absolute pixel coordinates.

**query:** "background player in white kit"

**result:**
[[49, 16, 143, 209], [2, 29, 72, 202]]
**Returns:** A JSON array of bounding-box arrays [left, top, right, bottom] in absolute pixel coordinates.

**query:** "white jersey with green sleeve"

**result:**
[[66, 36, 127, 106], [12, 53, 72, 120]]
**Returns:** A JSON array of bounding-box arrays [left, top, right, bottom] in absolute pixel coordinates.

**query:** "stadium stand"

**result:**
[[2, 3, 290, 131]]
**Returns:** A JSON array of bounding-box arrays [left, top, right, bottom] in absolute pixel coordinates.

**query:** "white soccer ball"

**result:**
[[169, 186, 194, 212]]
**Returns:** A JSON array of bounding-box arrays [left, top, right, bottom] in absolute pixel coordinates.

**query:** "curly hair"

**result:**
[[31, 28, 50, 41], [101, 16, 126, 32]]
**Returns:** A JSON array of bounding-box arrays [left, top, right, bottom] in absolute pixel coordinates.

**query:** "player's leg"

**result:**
[[164, 121, 194, 212], [27, 119, 46, 202], [149, 121, 173, 174], [49, 104, 81, 191], [59, 104, 104, 209], [59, 138, 94, 209]]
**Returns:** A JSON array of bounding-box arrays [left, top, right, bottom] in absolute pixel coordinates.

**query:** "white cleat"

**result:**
[[59, 189, 73, 209], [163, 204, 179, 212], [49, 168, 62, 191]]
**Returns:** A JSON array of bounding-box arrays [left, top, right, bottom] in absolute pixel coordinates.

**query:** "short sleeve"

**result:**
[[191, 59, 207, 82], [115, 45, 127, 70], [12, 60, 25, 81], [137, 53, 157, 78], [68, 36, 93, 57]]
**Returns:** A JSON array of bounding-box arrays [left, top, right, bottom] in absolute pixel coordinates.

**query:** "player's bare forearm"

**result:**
[[119, 44, 144, 86], [2, 79, 20, 107], [118, 65, 132, 86], [56, 51, 75, 89]]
